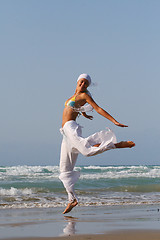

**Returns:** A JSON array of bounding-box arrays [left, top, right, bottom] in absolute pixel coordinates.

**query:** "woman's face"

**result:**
[[77, 78, 89, 92]]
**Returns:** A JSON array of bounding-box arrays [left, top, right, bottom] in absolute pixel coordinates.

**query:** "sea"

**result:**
[[1, 165, 160, 209]]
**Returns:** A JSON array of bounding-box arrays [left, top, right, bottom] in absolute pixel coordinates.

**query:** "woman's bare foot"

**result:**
[[63, 199, 78, 214], [115, 141, 135, 148]]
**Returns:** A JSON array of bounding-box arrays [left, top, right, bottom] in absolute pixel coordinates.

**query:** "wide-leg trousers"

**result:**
[[59, 120, 117, 202]]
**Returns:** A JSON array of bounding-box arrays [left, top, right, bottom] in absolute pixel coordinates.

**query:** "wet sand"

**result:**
[[1, 205, 160, 239], [5, 230, 160, 240]]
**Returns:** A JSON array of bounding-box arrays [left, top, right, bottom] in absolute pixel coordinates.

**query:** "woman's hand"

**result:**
[[86, 115, 93, 120], [114, 121, 128, 127], [81, 112, 93, 120]]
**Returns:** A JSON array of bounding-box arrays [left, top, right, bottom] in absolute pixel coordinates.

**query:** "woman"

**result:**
[[59, 73, 135, 214]]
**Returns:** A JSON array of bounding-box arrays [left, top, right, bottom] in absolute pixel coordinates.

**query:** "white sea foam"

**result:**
[[79, 166, 160, 179], [1, 165, 160, 180], [0, 165, 60, 180], [1, 165, 160, 181], [0, 187, 33, 196], [83, 166, 126, 170]]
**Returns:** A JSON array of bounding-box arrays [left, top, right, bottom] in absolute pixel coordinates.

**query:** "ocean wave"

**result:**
[[1, 165, 160, 178], [1, 191, 160, 209], [0, 165, 60, 180], [1, 165, 160, 181], [0, 165, 160, 209], [79, 166, 160, 179]]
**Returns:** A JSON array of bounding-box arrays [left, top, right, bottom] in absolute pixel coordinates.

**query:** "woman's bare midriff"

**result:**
[[62, 107, 79, 127]]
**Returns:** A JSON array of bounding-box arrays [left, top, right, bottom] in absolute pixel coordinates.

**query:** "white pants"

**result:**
[[59, 120, 117, 202]]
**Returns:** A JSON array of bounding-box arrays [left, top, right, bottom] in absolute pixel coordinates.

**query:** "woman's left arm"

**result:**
[[84, 93, 128, 127]]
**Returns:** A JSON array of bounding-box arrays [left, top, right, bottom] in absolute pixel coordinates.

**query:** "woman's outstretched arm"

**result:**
[[84, 93, 128, 127]]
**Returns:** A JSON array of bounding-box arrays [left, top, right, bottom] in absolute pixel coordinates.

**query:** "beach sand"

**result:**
[[4, 230, 160, 240], [1, 205, 160, 239]]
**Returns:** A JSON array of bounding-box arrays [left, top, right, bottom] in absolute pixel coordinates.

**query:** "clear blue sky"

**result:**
[[0, 0, 160, 166]]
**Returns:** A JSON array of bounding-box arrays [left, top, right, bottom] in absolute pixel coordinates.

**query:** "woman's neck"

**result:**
[[75, 89, 88, 94]]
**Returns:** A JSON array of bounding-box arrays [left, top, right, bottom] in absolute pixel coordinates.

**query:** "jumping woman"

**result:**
[[59, 73, 135, 214]]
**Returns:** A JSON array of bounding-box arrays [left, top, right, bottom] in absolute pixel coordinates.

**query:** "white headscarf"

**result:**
[[76, 73, 93, 113], [77, 73, 91, 86]]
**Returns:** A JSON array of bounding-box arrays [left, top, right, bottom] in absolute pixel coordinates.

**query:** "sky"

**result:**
[[0, 0, 160, 166]]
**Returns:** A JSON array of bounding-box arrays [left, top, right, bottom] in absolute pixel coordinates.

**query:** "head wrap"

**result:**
[[77, 73, 92, 86]]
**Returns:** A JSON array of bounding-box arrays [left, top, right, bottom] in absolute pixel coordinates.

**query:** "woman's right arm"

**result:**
[[81, 112, 93, 120]]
